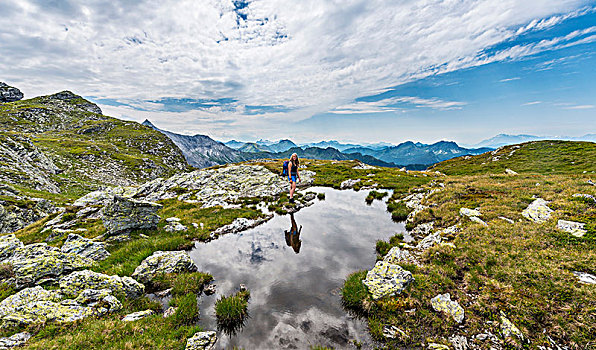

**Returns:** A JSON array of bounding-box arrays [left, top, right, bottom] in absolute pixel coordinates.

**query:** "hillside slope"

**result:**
[[0, 91, 188, 197], [430, 140, 596, 175]]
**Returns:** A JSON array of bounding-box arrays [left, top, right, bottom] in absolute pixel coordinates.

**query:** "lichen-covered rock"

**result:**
[[0, 331, 32, 349], [522, 198, 553, 223], [449, 335, 468, 350], [557, 220, 587, 237], [163, 306, 176, 318], [362, 261, 414, 300], [0, 195, 57, 234], [61, 234, 110, 261], [122, 309, 154, 322], [0, 234, 24, 261], [0, 286, 89, 327], [459, 208, 481, 217], [340, 179, 360, 190], [0, 83, 23, 102], [469, 216, 488, 226], [73, 187, 138, 207], [430, 293, 465, 323], [3, 243, 93, 288], [132, 251, 197, 284], [428, 343, 450, 350], [101, 196, 161, 235], [384, 247, 419, 266], [500, 312, 524, 339], [573, 193, 596, 203], [416, 231, 442, 250], [59, 270, 144, 299], [185, 331, 217, 350]]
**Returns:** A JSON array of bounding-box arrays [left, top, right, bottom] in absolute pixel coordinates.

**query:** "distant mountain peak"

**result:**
[[142, 119, 156, 128]]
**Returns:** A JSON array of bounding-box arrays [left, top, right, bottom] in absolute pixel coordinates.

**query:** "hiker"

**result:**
[[287, 153, 301, 203], [284, 213, 302, 254]]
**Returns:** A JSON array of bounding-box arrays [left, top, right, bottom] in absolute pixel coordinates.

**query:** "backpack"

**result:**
[[282, 160, 289, 176]]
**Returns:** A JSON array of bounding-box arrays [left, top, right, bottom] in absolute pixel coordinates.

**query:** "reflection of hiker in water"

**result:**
[[284, 213, 302, 254]]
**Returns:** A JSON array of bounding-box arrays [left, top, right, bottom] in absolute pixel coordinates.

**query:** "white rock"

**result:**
[[573, 271, 596, 284], [522, 198, 553, 223], [122, 309, 154, 322], [505, 168, 518, 175], [557, 220, 587, 237]]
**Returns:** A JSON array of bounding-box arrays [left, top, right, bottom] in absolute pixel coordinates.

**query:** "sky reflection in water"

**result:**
[[189, 186, 406, 349]]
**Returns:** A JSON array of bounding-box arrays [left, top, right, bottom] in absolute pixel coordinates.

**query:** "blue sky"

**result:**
[[1, 1, 594, 144]]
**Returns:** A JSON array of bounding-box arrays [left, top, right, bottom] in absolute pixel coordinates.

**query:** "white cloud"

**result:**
[[522, 101, 542, 106], [0, 0, 592, 137], [499, 77, 521, 82], [563, 104, 595, 109]]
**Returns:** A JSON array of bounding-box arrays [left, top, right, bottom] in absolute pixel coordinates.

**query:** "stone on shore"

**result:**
[[132, 251, 197, 284], [340, 179, 360, 190], [430, 293, 465, 323], [362, 260, 414, 300], [101, 196, 161, 235], [59, 270, 144, 299], [212, 216, 272, 237], [60, 234, 110, 261], [185, 331, 217, 350], [522, 198, 553, 223], [384, 247, 419, 265]]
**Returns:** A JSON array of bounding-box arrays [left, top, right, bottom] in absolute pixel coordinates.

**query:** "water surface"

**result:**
[[190, 186, 405, 349]]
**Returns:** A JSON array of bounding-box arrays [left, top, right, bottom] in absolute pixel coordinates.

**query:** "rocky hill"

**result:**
[[430, 140, 596, 175], [142, 120, 252, 168], [0, 87, 188, 198]]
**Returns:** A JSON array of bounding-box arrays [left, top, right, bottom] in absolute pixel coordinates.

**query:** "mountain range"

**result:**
[[466, 133, 596, 149]]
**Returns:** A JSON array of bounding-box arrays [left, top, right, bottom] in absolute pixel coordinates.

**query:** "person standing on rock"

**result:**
[[288, 153, 301, 203]]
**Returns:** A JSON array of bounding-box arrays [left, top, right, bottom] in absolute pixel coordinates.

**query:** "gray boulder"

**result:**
[[0, 234, 24, 261], [185, 331, 217, 350], [132, 251, 197, 284], [0, 197, 57, 234], [101, 196, 161, 235], [0, 82, 23, 102], [61, 234, 110, 261], [573, 271, 596, 284], [59, 270, 144, 299], [340, 179, 360, 189]]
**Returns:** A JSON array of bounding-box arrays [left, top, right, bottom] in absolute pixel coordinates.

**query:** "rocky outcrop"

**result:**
[[384, 247, 419, 266], [185, 331, 217, 350], [0, 83, 23, 102], [101, 196, 161, 235], [430, 293, 465, 323], [522, 198, 553, 223], [59, 270, 144, 299], [0, 286, 121, 327], [2, 243, 93, 289], [122, 310, 154, 322], [362, 261, 414, 300], [557, 220, 587, 237], [0, 184, 58, 234], [0, 134, 62, 194], [164, 218, 188, 232], [75, 164, 315, 210], [0, 234, 24, 261], [61, 234, 110, 261], [132, 251, 197, 284]]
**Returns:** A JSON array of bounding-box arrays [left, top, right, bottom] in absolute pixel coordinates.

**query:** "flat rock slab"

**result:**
[[500, 312, 524, 339], [61, 234, 110, 261], [459, 208, 481, 217], [362, 260, 414, 300], [573, 271, 596, 284], [122, 309, 154, 322], [0, 332, 31, 349], [430, 293, 465, 323], [522, 198, 553, 223], [384, 247, 419, 266], [132, 251, 197, 284], [186, 331, 217, 350], [557, 220, 587, 237]]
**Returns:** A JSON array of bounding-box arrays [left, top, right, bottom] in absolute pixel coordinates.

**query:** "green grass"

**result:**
[[431, 140, 596, 175], [151, 272, 213, 297], [375, 233, 404, 257], [170, 293, 200, 327], [215, 290, 251, 329], [386, 200, 410, 221], [365, 190, 388, 204], [341, 271, 369, 314]]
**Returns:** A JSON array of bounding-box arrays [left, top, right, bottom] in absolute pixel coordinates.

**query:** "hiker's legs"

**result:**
[[290, 181, 296, 198]]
